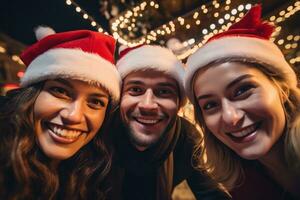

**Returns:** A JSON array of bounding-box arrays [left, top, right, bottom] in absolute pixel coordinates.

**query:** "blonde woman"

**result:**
[[184, 5, 300, 200]]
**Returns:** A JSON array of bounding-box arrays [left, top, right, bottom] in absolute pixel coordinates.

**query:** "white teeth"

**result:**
[[230, 124, 256, 138], [136, 118, 160, 124], [50, 124, 82, 139]]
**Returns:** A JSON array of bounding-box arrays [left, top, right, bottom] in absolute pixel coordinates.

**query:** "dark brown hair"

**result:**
[[0, 82, 112, 199]]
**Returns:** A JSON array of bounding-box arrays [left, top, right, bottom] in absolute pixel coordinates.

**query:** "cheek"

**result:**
[[162, 100, 179, 116], [120, 95, 136, 112], [33, 92, 60, 119], [203, 115, 219, 135]]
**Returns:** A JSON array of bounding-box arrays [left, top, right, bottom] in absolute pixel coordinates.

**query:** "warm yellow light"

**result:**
[[279, 10, 285, 16], [285, 44, 291, 49], [12, 55, 19, 61], [83, 14, 88, 19], [186, 24, 190, 29], [91, 21, 96, 26], [66, 0, 72, 5], [193, 12, 199, 19], [98, 28, 103, 32], [196, 20, 201, 25], [245, 4, 252, 10], [238, 5, 244, 11], [76, 7, 81, 12], [291, 43, 298, 49], [278, 39, 284, 45], [0, 46, 6, 53], [287, 35, 293, 40], [269, 16, 276, 21], [276, 17, 283, 23], [218, 18, 224, 24], [225, 14, 230, 20], [231, 9, 237, 15], [214, 12, 219, 17]]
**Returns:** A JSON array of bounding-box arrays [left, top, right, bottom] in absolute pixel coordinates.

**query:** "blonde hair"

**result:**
[[193, 57, 300, 189]]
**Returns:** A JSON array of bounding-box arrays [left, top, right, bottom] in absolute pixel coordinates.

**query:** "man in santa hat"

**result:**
[[108, 45, 230, 200]]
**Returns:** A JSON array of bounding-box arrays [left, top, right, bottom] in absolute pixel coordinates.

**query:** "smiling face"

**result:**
[[193, 62, 286, 160], [34, 79, 109, 161], [120, 70, 180, 151]]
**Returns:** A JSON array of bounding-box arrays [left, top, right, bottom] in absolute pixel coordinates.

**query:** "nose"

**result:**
[[60, 101, 85, 124], [221, 99, 243, 126], [138, 89, 158, 112]]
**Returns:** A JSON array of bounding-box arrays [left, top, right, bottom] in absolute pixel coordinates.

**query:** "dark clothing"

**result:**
[[231, 162, 296, 200], [109, 113, 230, 200]]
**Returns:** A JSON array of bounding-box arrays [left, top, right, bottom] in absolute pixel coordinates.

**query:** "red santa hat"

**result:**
[[20, 26, 121, 103], [117, 45, 187, 106], [184, 5, 297, 103]]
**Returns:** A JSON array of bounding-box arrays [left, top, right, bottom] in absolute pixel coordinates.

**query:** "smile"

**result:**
[[134, 117, 163, 125], [227, 122, 261, 139], [46, 122, 85, 141]]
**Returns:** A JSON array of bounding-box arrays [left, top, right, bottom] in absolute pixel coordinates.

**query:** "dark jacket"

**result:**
[[108, 113, 230, 200]]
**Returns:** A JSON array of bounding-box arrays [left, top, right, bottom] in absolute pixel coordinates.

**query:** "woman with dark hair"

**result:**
[[0, 27, 121, 199], [184, 5, 300, 200]]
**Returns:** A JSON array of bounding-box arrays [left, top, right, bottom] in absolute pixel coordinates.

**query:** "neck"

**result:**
[[258, 137, 286, 174], [50, 159, 61, 170]]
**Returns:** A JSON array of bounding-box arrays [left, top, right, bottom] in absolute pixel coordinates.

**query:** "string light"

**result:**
[[64, 0, 106, 33]]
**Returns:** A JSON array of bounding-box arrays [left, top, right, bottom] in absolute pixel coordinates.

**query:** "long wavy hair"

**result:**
[[192, 57, 300, 189], [0, 81, 113, 200]]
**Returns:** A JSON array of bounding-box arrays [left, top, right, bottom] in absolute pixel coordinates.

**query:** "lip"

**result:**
[[226, 122, 261, 143], [134, 117, 163, 125], [45, 122, 85, 144]]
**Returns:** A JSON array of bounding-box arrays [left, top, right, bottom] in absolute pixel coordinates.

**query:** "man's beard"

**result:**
[[124, 116, 177, 150]]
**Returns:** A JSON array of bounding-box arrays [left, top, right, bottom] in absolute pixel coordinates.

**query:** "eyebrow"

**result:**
[[125, 80, 144, 85], [196, 74, 253, 101], [54, 79, 109, 98], [92, 93, 109, 98], [157, 82, 178, 91], [226, 74, 253, 90]]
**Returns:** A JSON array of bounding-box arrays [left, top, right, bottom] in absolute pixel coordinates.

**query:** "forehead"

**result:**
[[123, 70, 178, 87]]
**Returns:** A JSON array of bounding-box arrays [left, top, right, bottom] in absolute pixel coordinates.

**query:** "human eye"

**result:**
[[156, 88, 175, 97], [127, 86, 143, 96], [234, 84, 255, 98], [48, 86, 70, 99], [88, 98, 107, 109], [201, 101, 218, 111]]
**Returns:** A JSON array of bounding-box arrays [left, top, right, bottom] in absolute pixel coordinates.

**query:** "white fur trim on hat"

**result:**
[[117, 45, 186, 106], [21, 48, 121, 103], [184, 36, 297, 103]]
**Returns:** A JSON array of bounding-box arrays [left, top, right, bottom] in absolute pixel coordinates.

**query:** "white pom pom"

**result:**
[[35, 26, 56, 41]]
